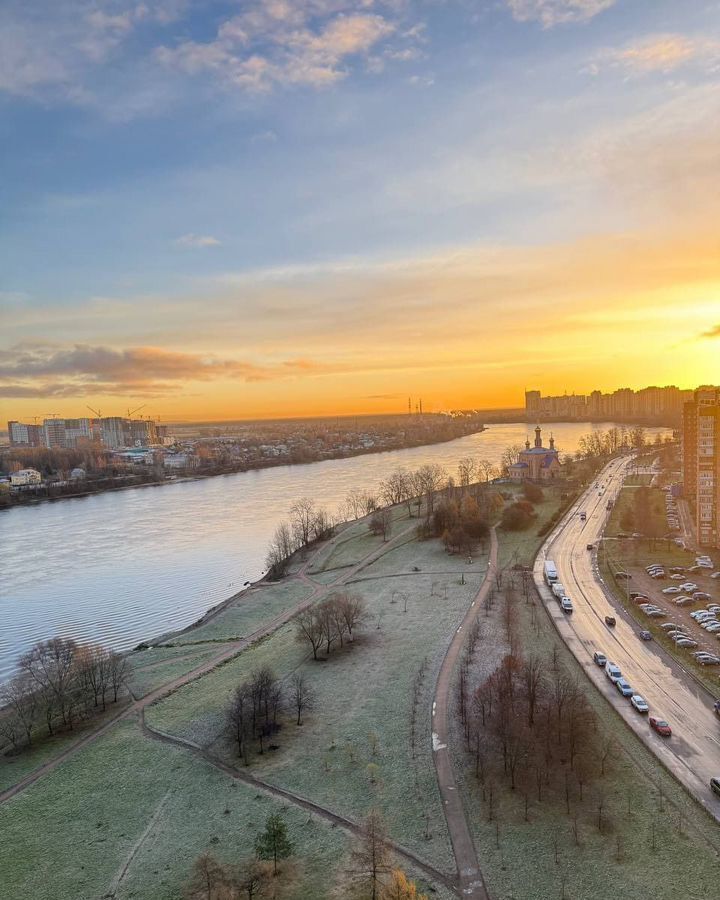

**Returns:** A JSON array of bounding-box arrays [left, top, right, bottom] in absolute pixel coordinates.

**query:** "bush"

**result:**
[[522, 481, 544, 504], [501, 502, 536, 531]]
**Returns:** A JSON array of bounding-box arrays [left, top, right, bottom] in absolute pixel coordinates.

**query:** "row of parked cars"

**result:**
[[593, 651, 671, 732], [665, 491, 681, 534]]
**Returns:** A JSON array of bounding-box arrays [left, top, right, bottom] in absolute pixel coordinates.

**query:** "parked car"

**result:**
[[676, 639, 699, 648], [586, 543, 594, 551], [714, 700, 720, 718], [674, 597, 694, 606], [693, 592, 712, 601], [615, 571, 632, 580], [593, 651, 607, 667], [605, 615, 616, 627], [662, 587, 682, 594], [711, 778, 720, 797], [670, 574, 685, 580], [638, 630, 652, 641], [616, 678, 634, 697], [710, 572, 720, 579], [605, 661, 622, 682], [630, 694, 649, 713], [660, 622, 680, 630], [649, 716, 672, 737], [680, 582, 698, 592], [561, 597, 573, 613]]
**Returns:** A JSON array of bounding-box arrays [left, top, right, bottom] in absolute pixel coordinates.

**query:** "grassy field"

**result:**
[[495, 484, 566, 569], [147, 517, 490, 872], [128, 646, 227, 698], [0, 719, 368, 900], [161, 580, 315, 647]]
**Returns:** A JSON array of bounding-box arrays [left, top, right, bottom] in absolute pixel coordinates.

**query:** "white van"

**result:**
[[605, 661, 622, 682]]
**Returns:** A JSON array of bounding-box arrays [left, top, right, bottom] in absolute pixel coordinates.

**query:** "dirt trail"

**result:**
[[431, 527, 497, 899], [0, 518, 417, 805], [140, 712, 458, 895]]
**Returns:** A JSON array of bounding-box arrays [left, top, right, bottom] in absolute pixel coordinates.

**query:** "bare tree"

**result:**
[[108, 651, 128, 703], [290, 672, 314, 725], [352, 808, 391, 900], [226, 683, 251, 762], [369, 507, 392, 542], [295, 608, 325, 660], [337, 593, 366, 641]]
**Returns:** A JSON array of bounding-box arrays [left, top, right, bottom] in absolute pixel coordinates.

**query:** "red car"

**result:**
[[649, 716, 672, 737]]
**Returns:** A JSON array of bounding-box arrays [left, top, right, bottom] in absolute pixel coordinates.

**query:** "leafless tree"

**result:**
[[352, 808, 391, 900], [369, 507, 392, 541], [295, 608, 325, 660], [227, 683, 251, 762], [290, 672, 314, 725]]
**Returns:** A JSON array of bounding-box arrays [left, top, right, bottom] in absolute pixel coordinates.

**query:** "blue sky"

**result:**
[[2, 1, 720, 418]]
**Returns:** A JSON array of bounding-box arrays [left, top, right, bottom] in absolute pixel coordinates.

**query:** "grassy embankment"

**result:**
[[451, 481, 720, 900], [1, 502, 473, 900], [146, 501, 489, 875]]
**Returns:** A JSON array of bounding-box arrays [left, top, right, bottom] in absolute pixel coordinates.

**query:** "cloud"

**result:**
[[0, 343, 353, 398], [0, 1, 185, 99], [507, 0, 616, 28], [176, 233, 221, 248], [701, 324, 720, 339], [156, 2, 407, 91], [593, 33, 720, 75]]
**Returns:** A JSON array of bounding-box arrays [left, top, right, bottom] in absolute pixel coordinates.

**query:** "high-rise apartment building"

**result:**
[[682, 387, 720, 549], [525, 385, 693, 423], [7, 421, 43, 446]]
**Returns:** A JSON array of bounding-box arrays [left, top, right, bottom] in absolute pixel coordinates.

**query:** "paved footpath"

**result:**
[[432, 528, 497, 898]]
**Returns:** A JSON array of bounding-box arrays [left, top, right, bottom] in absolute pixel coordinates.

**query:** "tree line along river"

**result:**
[[0, 421, 671, 681]]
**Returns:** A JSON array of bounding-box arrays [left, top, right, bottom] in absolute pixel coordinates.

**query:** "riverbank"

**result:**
[[0, 422, 487, 510]]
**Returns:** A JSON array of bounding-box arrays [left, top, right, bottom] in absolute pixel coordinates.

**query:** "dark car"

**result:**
[[615, 571, 632, 580], [630, 591, 645, 599], [649, 716, 672, 737], [605, 615, 616, 627], [639, 630, 652, 641], [586, 543, 594, 551], [714, 700, 720, 719], [711, 777, 720, 797]]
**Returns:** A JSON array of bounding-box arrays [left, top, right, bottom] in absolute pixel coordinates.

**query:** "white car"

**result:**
[[630, 694, 649, 713], [670, 574, 685, 580], [662, 587, 682, 594], [680, 583, 698, 592], [704, 623, 720, 633], [710, 572, 720, 579]]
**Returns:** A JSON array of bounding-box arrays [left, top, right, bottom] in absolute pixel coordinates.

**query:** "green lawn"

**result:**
[[147, 527, 491, 873], [0, 719, 367, 900]]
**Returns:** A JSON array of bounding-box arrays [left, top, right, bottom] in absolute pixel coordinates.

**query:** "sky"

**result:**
[[1, 0, 720, 422]]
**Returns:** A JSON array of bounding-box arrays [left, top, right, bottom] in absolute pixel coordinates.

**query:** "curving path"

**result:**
[[0, 518, 422, 805], [431, 527, 497, 898], [141, 711, 458, 894]]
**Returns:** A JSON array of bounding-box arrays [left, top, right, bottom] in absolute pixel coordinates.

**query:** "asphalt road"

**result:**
[[533, 455, 720, 823]]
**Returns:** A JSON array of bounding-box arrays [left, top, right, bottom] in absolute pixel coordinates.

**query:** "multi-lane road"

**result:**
[[534, 455, 720, 822]]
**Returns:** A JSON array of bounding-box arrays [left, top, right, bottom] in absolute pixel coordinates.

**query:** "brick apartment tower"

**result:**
[[682, 387, 720, 549]]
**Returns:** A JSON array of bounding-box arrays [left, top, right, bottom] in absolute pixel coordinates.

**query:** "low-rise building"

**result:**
[[10, 468, 43, 486]]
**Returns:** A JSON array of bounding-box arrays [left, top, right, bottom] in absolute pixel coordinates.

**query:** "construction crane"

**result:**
[[127, 404, 146, 419], [86, 406, 103, 419]]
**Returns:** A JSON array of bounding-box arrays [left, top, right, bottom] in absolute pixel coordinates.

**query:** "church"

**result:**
[[508, 426, 563, 482]]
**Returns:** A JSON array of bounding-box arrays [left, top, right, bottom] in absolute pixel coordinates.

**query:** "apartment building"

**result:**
[[682, 387, 720, 549], [526, 385, 693, 423]]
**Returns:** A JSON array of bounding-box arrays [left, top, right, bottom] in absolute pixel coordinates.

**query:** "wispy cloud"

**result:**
[[176, 233, 221, 248], [0, 343, 354, 398], [156, 1, 414, 92], [592, 33, 720, 75], [701, 324, 720, 339], [506, 0, 616, 28]]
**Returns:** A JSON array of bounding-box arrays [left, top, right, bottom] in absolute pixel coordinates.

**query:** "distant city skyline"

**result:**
[[2, 1, 720, 420]]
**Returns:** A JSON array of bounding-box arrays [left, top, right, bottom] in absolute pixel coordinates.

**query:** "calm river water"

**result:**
[[0, 421, 670, 679]]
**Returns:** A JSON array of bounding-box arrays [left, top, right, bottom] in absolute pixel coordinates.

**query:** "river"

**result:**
[[0, 421, 670, 679]]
